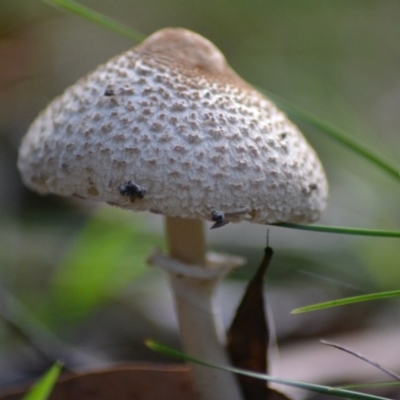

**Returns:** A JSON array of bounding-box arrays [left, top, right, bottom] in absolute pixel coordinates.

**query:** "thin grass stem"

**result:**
[[273, 223, 400, 238], [264, 90, 400, 182], [42, 0, 145, 42], [146, 340, 391, 400]]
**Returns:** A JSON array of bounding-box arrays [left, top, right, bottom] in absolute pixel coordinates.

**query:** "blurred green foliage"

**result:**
[[42, 208, 164, 325]]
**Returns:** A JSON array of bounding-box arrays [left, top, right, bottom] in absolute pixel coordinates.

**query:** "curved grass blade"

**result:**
[[146, 340, 391, 400], [292, 290, 400, 314], [273, 223, 400, 238], [320, 340, 400, 381], [22, 362, 62, 400], [42, 0, 145, 43], [264, 91, 400, 182]]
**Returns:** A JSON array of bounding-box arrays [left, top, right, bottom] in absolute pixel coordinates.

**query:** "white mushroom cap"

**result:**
[[18, 28, 328, 224]]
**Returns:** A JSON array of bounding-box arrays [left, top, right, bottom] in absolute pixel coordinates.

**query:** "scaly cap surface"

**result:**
[[18, 28, 328, 224]]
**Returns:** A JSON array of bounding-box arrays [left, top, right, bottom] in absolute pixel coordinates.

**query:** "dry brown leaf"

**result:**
[[227, 247, 291, 400], [0, 363, 197, 400]]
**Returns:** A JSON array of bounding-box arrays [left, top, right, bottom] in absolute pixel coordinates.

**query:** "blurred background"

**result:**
[[0, 0, 399, 398]]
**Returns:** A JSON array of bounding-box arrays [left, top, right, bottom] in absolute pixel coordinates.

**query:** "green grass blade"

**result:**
[[42, 0, 145, 42], [292, 290, 400, 314], [342, 382, 400, 390], [273, 223, 400, 238], [146, 340, 391, 400], [22, 362, 62, 400], [264, 91, 400, 182]]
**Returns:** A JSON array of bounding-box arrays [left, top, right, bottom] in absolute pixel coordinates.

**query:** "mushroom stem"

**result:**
[[165, 217, 206, 265], [163, 216, 243, 400]]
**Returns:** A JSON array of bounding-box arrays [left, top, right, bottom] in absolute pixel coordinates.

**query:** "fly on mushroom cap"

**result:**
[[18, 27, 328, 224]]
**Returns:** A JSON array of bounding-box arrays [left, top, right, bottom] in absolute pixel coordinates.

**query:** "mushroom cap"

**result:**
[[18, 28, 328, 224]]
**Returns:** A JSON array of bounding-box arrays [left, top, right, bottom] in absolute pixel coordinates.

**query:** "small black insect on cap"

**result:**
[[119, 181, 146, 200], [211, 210, 229, 229]]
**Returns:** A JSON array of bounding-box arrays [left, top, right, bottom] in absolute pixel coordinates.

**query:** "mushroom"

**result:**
[[18, 28, 328, 400]]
